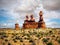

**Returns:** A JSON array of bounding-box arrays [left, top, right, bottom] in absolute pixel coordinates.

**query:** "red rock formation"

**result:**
[[29, 14, 35, 22], [15, 23, 20, 30], [23, 22, 38, 29], [24, 15, 29, 23], [38, 11, 46, 28], [23, 11, 46, 29]]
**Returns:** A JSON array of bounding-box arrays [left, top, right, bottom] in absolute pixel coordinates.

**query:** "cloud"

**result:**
[[0, 0, 41, 22], [0, 23, 15, 28], [42, 0, 60, 11], [43, 11, 60, 19], [0, 0, 40, 11], [0, 0, 17, 9], [46, 21, 60, 28], [14, 0, 41, 14]]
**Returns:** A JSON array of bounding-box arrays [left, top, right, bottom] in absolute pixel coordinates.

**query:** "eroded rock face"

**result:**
[[23, 22, 46, 29], [23, 22, 38, 29], [38, 22, 46, 28], [23, 11, 46, 29], [15, 23, 20, 30]]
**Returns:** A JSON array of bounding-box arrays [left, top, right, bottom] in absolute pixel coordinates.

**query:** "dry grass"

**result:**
[[0, 28, 60, 45]]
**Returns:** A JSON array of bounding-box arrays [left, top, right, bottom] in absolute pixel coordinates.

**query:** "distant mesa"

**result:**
[[15, 11, 46, 30]]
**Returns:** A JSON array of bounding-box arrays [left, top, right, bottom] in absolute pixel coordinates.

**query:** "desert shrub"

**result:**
[[52, 35, 55, 38], [5, 39, 8, 42], [12, 33, 17, 36], [22, 36, 24, 37], [47, 38, 50, 40], [0, 32, 8, 39], [55, 36, 59, 41], [57, 39, 60, 44], [56, 36, 59, 39], [42, 38, 48, 43], [29, 31, 33, 35], [23, 43, 25, 45], [26, 34, 30, 37], [32, 32, 37, 35], [3, 35, 8, 38], [47, 42, 53, 45], [49, 31, 53, 36], [13, 39, 17, 43], [0, 32, 6, 35], [23, 33, 30, 37], [45, 32, 50, 36], [36, 34, 40, 37], [32, 42, 36, 45], [27, 38, 31, 40], [24, 37, 30, 40], [0, 36, 4, 39], [20, 39, 23, 42], [15, 36, 22, 40], [14, 40, 17, 42], [2, 42, 5, 45], [24, 37, 27, 39], [49, 31, 53, 34], [8, 42, 11, 45], [11, 36, 14, 38], [29, 39, 33, 43], [52, 35, 55, 37], [40, 32, 43, 36]]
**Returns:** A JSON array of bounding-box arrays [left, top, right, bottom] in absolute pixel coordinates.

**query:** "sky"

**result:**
[[0, 0, 60, 28]]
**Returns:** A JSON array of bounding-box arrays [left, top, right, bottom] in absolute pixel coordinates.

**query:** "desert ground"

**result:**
[[0, 28, 60, 45]]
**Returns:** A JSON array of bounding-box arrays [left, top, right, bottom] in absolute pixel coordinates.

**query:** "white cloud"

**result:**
[[0, 23, 14, 28], [46, 21, 60, 28], [42, 0, 60, 11], [44, 11, 60, 19]]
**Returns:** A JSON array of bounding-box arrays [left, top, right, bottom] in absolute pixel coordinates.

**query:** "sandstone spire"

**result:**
[[38, 11, 46, 28], [15, 23, 20, 30], [30, 14, 35, 22], [24, 15, 29, 23]]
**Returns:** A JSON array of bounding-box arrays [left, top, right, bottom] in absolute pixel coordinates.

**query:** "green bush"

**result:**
[[2, 42, 5, 45], [20, 39, 23, 42], [42, 38, 48, 43], [1, 36, 4, 39], [29, 39, 33, 43], [49, 31, 53, 34], [57, 39, 60, 44], [36, 34, 40, 38], [13, 39, 17, 43], [52, 35, 55, 37], [26, 34, 30, 37], [5, 39, 8, 42], [8, 42, 11, 45], [47, 42, 53, 45], [32, 32, 37, 35]]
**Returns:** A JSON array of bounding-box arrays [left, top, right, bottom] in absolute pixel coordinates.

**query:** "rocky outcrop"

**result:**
[[23, 22, 38, 29], [15, 23, 20, 30], [23, 11, 46, 29]]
